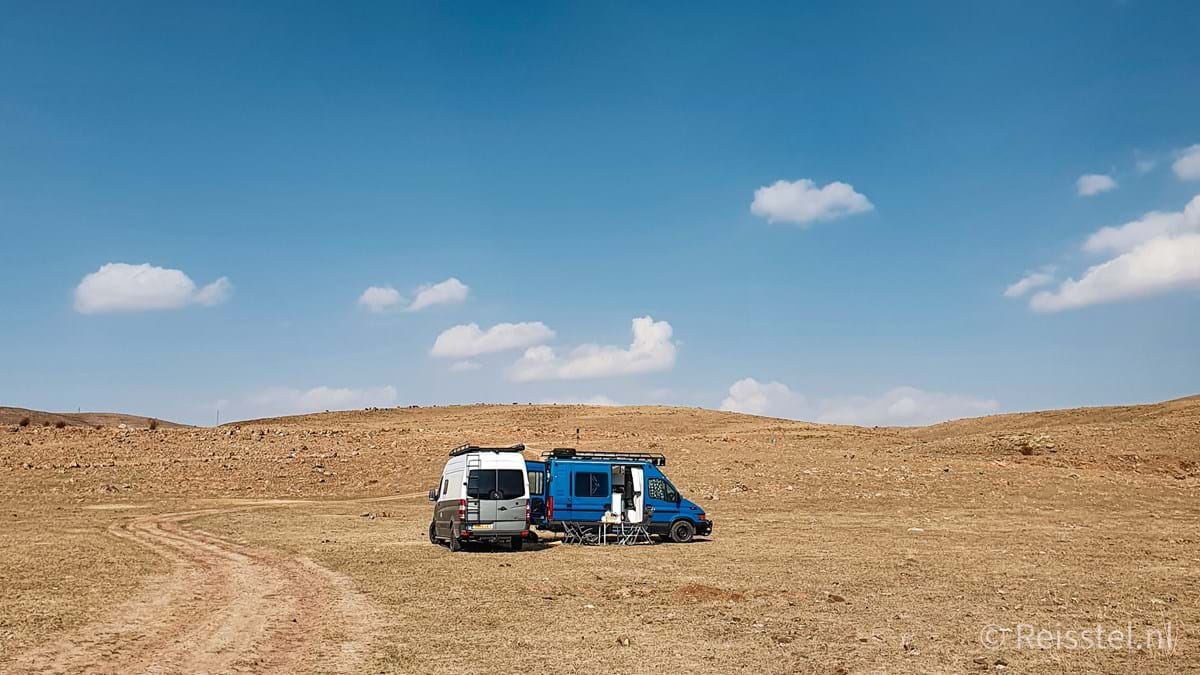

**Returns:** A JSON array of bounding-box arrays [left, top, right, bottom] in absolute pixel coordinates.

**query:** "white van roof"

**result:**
[[441, 445, 529, 473], [473, 451, 527, 470]]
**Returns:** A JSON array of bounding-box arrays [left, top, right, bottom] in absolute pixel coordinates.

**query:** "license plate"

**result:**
[[472, 523, 493, 530]]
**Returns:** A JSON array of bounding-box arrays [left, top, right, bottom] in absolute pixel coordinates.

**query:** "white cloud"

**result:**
[[74, 262, 232, 314], [193, 277, 232, 306], [816, 387, 999, 426], [537, 395, 623, 406], [1075, 173, 1118, 196], [1173, 144, 1200, 181], [1083, 205, 1198, 254], [448, 360, 482, 373], [239, 385, 398, 419], [431, 321, 555, 358], [750, 178, 873, 226], [720, 378, 999, 426], [357, 286, 403, 314], [1030, 233, 1200, 312], [1135, 158, 1156, 175], [720, 378, 807, 418], [508, 316, 677, 382], [409, 277, 469, 311], [358, 277, 469, 313], [1014, 194, 1200, 312], [1023, 194, 1200, 312], [1003, 268, 1056, 298]]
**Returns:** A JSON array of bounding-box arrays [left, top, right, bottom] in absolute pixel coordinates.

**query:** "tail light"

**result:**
[[547, 496, 554, 521], [525, 501, 530, 523], [457, 499, 465, 520]]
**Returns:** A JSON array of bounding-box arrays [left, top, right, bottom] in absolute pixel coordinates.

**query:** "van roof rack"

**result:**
[[449, 443, 526, 457], [542, 447, 667, 466]]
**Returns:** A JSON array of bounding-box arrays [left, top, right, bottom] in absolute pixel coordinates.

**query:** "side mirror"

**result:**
[[427, 488, 438, 502]]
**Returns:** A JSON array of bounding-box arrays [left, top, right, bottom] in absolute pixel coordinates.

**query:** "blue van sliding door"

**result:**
[[551, 462, 611, 522]]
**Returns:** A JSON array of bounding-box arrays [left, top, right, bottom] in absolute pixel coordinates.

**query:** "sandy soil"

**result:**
[[5, 498, 401, 674], [1, 400, 1197, 673]]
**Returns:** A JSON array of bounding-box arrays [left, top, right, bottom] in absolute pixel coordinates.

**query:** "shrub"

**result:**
[[18, 416, 30, 427], [54, 420, 66, 429], [148, 418, 159, 431], [42, 420, 50, 427]]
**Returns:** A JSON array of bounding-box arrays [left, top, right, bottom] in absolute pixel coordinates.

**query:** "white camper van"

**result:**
[[428, 444, 530, 552]]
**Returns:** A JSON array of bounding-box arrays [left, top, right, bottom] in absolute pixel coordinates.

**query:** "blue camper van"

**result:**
[[526, 448, 711, 543]]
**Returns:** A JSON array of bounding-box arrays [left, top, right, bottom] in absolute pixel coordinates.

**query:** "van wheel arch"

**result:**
[[668, 518, 696, 543]]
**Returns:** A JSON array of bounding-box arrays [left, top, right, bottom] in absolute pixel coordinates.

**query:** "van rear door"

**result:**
[[526, 460, 547, 523], [467, 468, 526, 524]]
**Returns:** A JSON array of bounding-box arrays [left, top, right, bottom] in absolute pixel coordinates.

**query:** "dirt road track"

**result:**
[[6, 496, 421, 674]]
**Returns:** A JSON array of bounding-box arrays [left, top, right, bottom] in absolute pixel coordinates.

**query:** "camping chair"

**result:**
[[562, 521, 601, 546], [617, 506, 654, 545], [562, 521, 583, 544]]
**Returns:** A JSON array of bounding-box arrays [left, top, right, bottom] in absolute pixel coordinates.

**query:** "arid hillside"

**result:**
[[2, 399, 1197, 673], [0, 406, 187, 430]]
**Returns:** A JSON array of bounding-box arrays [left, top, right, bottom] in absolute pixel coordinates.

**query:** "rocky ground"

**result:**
[[1, 399, 1197, 673]]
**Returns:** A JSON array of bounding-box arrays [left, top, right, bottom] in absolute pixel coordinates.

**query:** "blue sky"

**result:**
[[2, 2, 1198, 426]]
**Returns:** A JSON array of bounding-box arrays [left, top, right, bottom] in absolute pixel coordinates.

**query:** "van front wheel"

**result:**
[[428, 522, 438, 545], [669, 520, 695, 543]]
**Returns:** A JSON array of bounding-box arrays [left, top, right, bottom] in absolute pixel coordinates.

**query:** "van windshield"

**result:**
[[466, 469, 525, 499]]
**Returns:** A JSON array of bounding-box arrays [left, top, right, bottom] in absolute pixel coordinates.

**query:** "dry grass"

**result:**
[[1, 402, 1197, 672]]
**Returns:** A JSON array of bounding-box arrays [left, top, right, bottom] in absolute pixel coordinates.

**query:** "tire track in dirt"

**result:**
[[6, 495, 422, 674]]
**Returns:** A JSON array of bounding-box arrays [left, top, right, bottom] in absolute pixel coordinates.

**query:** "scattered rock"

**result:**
[[995, 433, 1056, 456], [827, 593, 846, 603]]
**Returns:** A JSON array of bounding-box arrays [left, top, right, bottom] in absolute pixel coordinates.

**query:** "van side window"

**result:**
[[528, 470, 545, 496], [573, 471, 609, 497], [648, 477, 677, 502], [441, 479, 449, 498]]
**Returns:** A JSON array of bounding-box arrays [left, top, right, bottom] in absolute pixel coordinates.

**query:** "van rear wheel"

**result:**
[[510, 535, 523, 551], [669, 519, 695, 543], [449, 532, 462, 552]]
